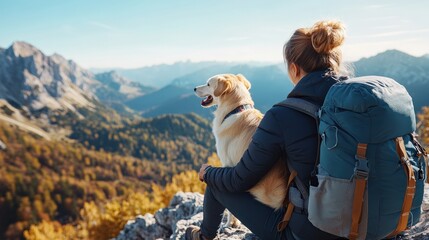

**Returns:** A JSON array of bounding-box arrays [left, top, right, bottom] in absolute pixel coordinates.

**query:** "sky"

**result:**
[[1, 0, 429, 69]]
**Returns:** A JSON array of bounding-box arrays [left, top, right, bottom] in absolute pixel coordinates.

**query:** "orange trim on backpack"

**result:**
[[386, 137, 416, 238], [277, 170, 297, 232], [349, 143, 368, 240]]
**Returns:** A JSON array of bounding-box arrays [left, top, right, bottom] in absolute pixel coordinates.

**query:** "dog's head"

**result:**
[[194, 74, 251, 108]]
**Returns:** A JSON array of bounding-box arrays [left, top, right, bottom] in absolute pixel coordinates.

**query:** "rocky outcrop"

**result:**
[[114, 192, 258, 240], [114, 184, 429, 240]]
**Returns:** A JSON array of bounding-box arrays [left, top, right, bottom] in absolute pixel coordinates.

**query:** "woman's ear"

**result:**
[[214, 78, 232, 97], [288, 62, 301, 84], [290, 63, 300, 78], [236, 74, 251, 90]]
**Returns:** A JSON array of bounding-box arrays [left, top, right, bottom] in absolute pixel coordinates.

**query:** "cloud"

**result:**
[[89, 21, 114, 31]]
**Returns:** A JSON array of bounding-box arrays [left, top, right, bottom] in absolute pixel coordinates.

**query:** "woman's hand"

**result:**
[[198, 164, 211, 182]]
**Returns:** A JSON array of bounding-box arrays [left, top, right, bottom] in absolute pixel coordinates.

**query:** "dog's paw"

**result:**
[[230, 217, 241, 228]]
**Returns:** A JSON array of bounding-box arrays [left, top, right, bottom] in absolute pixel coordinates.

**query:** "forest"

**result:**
[[0, 110, 216, 239]]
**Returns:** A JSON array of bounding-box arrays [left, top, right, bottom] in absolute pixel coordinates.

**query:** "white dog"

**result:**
[[194, 74, 288, 227]]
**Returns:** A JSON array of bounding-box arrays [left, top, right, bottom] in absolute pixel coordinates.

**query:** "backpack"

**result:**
[[275, 76, 428, 240]]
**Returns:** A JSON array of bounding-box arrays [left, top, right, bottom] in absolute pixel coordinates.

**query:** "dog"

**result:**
[[194, 74, 289, 227]]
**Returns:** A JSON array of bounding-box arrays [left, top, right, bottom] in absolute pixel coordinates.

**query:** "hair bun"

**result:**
[[310, 20, 345, 54]]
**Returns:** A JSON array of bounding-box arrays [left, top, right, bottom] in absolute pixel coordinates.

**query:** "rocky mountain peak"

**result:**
[[0, 42, 97, 115], [8, 41, 42, 58]]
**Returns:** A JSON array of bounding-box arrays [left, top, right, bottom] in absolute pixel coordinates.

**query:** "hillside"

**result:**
[[68, 111, 215, 165], [0, 109, 215, 239]]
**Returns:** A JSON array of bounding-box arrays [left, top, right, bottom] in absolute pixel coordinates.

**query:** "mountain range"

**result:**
[[121, 50, 429, 118], [0, 41, 428, 124], [125, 63, 292, 118]]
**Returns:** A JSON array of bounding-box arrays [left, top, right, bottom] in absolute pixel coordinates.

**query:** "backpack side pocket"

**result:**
[[308, 174, 368, 239]]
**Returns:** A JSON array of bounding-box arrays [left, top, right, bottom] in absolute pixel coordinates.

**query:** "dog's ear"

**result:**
[[214, 77, 232, 97], [236, 74, 251, 90]]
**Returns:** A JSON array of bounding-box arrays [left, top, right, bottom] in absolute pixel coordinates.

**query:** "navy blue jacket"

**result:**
[[204, 70, 341, 239]]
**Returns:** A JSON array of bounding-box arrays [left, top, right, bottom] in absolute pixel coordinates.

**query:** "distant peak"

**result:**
[[8, 41, 42, 57], [96, 70, 119, 77], [107, 70, 119, 75], [377, 49, 413, 58], [11, 41, 34, 48]]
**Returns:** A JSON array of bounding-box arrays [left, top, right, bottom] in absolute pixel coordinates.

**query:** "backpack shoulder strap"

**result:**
[[274, 98, 321, 205], [274, 98, 320, 121]]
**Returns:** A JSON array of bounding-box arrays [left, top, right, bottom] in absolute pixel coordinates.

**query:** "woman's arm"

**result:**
[[203, 109, 284, 192]]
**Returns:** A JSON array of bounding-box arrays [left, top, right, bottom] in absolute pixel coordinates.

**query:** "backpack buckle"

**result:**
[[354, 157, 369, 179]]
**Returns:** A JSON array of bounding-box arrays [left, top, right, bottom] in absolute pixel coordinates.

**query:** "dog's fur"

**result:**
[[195, 74, 288, 210]]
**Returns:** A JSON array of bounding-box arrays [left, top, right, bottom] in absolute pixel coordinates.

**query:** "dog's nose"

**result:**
[[194, 88, 196, 92]]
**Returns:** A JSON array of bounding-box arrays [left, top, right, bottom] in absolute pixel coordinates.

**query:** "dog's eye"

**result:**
[[207, 83, 210, 86]]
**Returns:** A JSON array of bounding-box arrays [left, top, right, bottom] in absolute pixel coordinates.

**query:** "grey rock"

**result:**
[[115, 213, 169, 240]]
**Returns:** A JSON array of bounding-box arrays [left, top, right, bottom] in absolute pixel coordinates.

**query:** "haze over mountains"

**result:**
[[0, 41, 428, 123]]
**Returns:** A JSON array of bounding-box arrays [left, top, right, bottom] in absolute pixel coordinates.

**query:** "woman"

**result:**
[[186, 20, 348, 240]]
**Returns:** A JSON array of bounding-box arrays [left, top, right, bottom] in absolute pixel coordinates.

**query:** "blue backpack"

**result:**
[[276, 76, 427, 240]]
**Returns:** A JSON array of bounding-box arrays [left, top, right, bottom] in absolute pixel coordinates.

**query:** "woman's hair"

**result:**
[[283, 20, 349, 75]]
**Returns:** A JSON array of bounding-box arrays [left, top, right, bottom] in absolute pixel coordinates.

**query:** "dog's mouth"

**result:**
[[201, 95, 213, 106]]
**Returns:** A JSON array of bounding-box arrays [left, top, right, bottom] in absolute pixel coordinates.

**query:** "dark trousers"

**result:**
[[200, 186, 295, 240]]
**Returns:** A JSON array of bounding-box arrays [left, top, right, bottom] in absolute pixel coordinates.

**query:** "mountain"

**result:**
[[94, 71, 155, 101], [0, 41, 158, 122], [109, 61, 232, 88], [353, 49, 429, 112], [0, 42, 96, 116], [125, 64, 293, 118]]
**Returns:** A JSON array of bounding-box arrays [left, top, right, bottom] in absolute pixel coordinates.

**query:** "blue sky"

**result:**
[[1, 0, 428, 68]]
